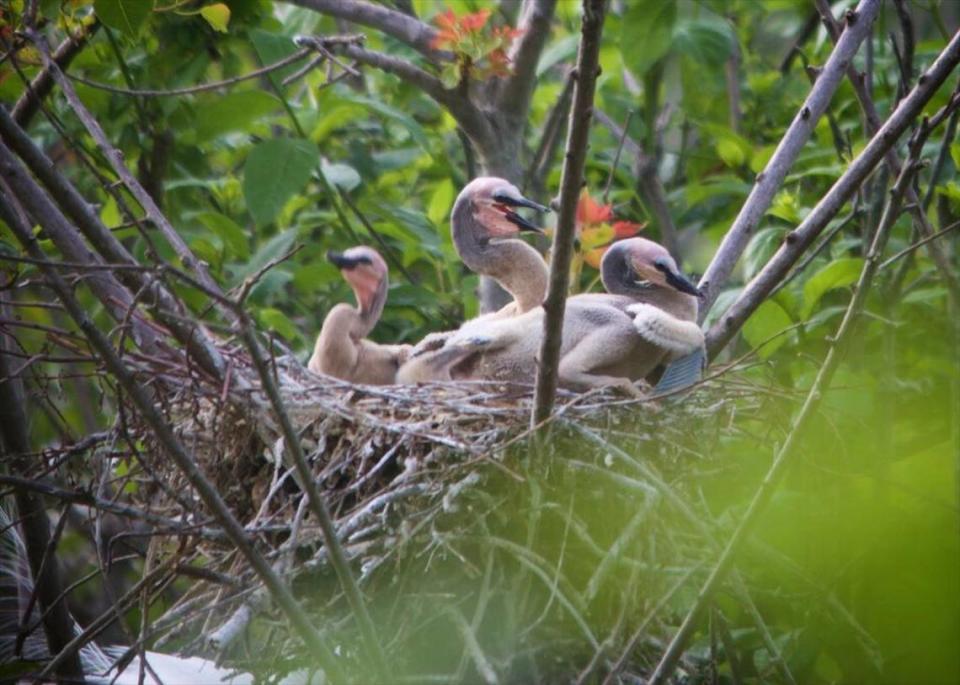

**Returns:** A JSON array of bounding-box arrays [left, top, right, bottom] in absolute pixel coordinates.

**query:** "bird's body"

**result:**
[[399, 177, 549, 381], [308, 247, 410, 384], [403, 238, 704, 394]]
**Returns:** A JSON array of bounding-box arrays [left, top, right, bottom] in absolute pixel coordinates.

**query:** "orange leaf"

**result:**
[[612, 220, 645, 238], [576, 191, 614, 227]]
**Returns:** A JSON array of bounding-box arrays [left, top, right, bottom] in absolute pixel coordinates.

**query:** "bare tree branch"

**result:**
[[526, 69, 575, 193], [815, 0, 960, 306], [0, 106, 229, 382], [11, 24, 96, 128], [532, 0, 606, 428], [594, 109, 680, 258], [337, 43, 493, 146], [696, 0, 882, 319], [0, 146, 167, 356], [496, 0, 558, 119], [286, 0, 439, 58], [27, 31, 229, 312], [705, 35, 960, 358], [0, 195, 344, 679]]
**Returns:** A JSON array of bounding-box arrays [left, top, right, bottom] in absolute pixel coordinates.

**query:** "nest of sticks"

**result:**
[[109, 343, 781, 683]]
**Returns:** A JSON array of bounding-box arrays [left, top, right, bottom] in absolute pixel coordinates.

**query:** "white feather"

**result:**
[[627, 303, 705, 356]]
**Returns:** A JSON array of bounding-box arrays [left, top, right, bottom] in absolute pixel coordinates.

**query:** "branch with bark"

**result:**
[[814, 0, 960, 308], [706, 33, 960, 358], [532, 0, 606, 428], [0, 106, 230, 382], [696, 0, 882, 318]]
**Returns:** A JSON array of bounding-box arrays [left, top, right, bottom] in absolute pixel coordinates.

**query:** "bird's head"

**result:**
[[460, 176, 549, 238], [327, 246, 388, 312], [603, 237, 702, 298]]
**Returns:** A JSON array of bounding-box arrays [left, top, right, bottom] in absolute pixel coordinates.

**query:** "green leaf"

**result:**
[[235, 228, 298, 282], [340, 94, 431, 152], [94, 0, 153, 35], [621, 0, 676, 76], [743, 300, 793, 358], [743, 227, 784, 281], [194, 90, 280, 141], [320, 160, 362, 192], [310, 104, 365, 143], [769, 191, 802, 224], [250, 30, 301, 89], [427, 179, 455, 226], [950, 142, 960, 172], [537, 34, 578, 77], [258, 307, 300, 342], [440, 62, 461, 90], [200, 3, 230, 32], [716, 137, 745, 168], [672, 15, 734, 66], [243, 138, 319, 226], [801, 257, 863, 319], [195, 211, 249, 259]]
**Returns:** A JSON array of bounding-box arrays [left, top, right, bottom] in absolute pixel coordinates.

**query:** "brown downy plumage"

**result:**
[[399, 177, 550, 379], [309, 246, 411, 385], [399, 238, 704, 394]]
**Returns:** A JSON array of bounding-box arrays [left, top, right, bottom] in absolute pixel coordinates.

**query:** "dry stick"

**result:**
[[647, 107, 954, 685], [815, 0, 960, 308], [0, 198, 343, 680], [236, 324, 388, 678], [0, 311, 85, 681], [593, 109, 680, 258], [0, 106, 229, 382], [525, 69, 575, 193], [601, 109, 633, 204], [67, 48, 311, 97], [705, 35, 960, 359], [531, 0, 606, 429], [12, 24, 96, 127], [28, 32, 229, 314], [696, 0, 882, 319], [879, 218, 960, 269], [0, 146, 166, 356]]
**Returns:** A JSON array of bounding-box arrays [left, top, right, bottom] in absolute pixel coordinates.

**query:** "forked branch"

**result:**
[[696, 0, 882, 318], [706, 32, 960, 358]]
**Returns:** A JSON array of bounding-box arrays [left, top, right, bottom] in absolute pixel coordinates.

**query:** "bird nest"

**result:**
[[117, 344, 782, 683]]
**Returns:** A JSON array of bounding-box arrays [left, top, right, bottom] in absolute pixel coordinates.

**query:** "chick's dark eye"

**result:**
[[653, 260, 670, 273]]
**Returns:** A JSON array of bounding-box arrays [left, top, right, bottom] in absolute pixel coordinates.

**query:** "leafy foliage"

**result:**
[[0, 0, 958, 683]]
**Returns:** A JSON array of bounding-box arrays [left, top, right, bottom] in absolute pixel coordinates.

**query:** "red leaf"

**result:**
[[458, 9, 491, 32], [576, 191, 614, 227], [612, 220, 645, 238]]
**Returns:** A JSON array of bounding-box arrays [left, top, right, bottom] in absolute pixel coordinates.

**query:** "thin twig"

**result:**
[[0, 192, 344, 680], [602, 109, 633, 204], [879, 218, 960, 270]]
